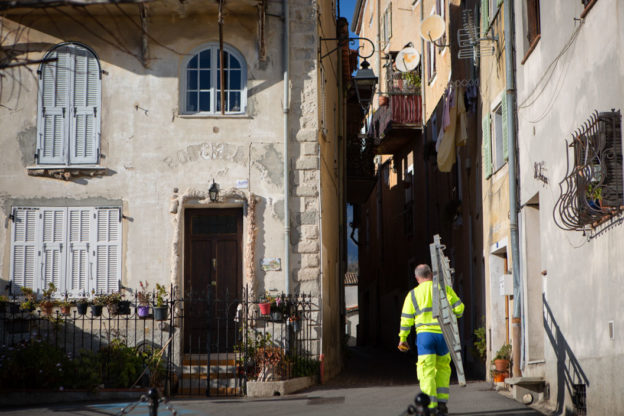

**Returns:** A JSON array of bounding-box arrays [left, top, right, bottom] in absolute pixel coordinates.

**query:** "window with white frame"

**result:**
[[37, 43, 101, 166], [181, 43, 247, 115], [10, 207, 121, 297], [382, 2, 392, 49]]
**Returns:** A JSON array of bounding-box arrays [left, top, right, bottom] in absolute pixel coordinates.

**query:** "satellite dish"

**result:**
[[420, 14, 446, 42], [395, 47, 420, 72]]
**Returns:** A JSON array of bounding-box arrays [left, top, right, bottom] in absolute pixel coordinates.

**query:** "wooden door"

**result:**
[[184, 208, 242, 353]]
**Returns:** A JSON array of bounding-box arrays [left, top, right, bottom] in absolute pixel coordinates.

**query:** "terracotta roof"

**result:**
[[344, 272, 359, 285]]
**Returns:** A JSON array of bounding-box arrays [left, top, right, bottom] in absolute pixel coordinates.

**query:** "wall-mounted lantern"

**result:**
[[209, 180, 219, 202]]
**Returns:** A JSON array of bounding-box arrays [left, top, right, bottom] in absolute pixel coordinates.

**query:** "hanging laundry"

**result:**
[[437, 87, 457, 172], [455, 86, 468, 147]]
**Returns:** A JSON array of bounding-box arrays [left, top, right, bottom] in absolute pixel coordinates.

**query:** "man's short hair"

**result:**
[[415, 264, 433, 279]]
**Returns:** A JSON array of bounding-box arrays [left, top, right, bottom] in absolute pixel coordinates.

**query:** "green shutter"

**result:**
[[482, 114, 492, 178], [481, 0, 489, 36], [502, 94, 509, 162]]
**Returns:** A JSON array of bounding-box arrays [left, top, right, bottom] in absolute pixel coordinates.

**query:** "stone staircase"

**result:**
[[178, 353, 244, 396]]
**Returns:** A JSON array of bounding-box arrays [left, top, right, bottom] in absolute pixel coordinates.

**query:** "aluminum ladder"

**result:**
[[429, 234, 466, 386]]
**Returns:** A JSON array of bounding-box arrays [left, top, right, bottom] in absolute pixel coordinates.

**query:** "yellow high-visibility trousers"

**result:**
[[416, 352, 451, 408]]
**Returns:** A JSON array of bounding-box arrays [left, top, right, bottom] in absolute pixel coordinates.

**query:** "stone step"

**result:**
[[177, 386, 241, 396], [179, 376, 240, 389]]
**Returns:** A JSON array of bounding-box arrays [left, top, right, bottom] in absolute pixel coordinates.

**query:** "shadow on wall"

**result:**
[[543, 295, 589, 415]]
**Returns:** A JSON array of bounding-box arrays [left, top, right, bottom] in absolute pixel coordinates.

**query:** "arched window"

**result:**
[[37, 43, 101, 165], [181, 43, 247, 115]]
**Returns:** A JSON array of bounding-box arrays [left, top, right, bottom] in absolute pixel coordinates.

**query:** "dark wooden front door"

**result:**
[[184, 208, 242, 353]]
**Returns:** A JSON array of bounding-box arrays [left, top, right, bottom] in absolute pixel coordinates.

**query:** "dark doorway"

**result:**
[[183, 208, 243, 354]]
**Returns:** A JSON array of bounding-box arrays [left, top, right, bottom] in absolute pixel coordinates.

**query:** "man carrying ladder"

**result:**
[[398, 262, 464, 415]]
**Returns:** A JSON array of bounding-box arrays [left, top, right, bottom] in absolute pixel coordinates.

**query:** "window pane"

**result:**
[[187, 92, 197, 112], [223, 52, 230, 69], [216, 92, 221, 112], [230, 56, 241, 69], [187, 70, 198, 90], [199, 50, 211, 68], [230, 69, 241, 89], [192, 215, 237, 235], [199, 70, 211, 89], [216, 70, 228, 89], [199, 92, 211, 111], [229, 92, 241, 112], [188, 55, 198, 69]]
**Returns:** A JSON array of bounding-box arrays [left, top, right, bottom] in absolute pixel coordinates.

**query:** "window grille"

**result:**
[[554, 110, 623, 231]]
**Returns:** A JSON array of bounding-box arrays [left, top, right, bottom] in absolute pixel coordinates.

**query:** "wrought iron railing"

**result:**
[[554, 110, 623, 232], [0, 286, 320, 398]]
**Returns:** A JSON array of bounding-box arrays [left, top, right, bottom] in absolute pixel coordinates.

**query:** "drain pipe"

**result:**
[[503, 0, 522, 377], [283, 0, 291, 295]]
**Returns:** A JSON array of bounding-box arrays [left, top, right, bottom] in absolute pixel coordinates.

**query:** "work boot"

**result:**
[[437, 403, 448, 415]]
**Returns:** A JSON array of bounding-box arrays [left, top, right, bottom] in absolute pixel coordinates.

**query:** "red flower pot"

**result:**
[[259, 302, 271, 315]]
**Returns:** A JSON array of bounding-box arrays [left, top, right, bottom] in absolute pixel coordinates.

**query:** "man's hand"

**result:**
[[398, 341, 410, 352]]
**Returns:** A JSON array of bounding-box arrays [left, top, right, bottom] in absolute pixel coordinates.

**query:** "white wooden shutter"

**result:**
[[38, 49, 70, 164], [40, 208, 66, 293], [70, 46, 100, 164], [93, 208, 121, 294], [67, 208, 92, 297], [10, 208, 40, 291]]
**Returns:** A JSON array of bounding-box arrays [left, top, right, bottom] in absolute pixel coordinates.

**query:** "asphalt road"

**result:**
[[0, 381, 546, 416]]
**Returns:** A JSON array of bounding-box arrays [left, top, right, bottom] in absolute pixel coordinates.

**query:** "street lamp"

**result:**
[[352, 58, 378, 111], [209, 180, 219, 202]]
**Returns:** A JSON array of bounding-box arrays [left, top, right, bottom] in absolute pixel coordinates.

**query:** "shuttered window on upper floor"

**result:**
[[10, 207, 121, 298], [37, 43, 101, 166]]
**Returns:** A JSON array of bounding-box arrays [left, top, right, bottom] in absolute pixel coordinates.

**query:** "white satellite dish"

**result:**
[[395, 47, 420, 72], [420, 14, 446, 42]]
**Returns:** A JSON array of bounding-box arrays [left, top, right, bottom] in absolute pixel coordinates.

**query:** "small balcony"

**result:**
[[368, 68, 423, 155]]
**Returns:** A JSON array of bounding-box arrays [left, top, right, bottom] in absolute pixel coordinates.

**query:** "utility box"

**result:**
[[499, 274, 513, 296]]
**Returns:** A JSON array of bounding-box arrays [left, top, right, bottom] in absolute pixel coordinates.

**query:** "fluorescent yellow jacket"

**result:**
[[399, 281, 464, 342]]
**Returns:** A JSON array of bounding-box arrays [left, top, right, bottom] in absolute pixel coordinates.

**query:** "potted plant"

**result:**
[[19, 287, 37, 312], [104, 291, 131, 316], [270, 295, 286, 322], [258, 292, 273, 316], [59, 294, 75, 316], [153, 283, 169, 321], [76, 296, 90, 315], [0, 295, 9, 314], [288, 309, 302, 332], [91, 290, 107, 317], [492, 343, 512, 372], [38, 282, 59, 316], [137, 281, 151, 318], [587, 184, 603, 209]]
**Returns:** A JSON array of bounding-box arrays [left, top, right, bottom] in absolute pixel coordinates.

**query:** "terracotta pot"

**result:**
[[494, 359, 509, 372], [492, 371, 508, 383], [60, 305, 72, 316], [379, 95, 389, 106]]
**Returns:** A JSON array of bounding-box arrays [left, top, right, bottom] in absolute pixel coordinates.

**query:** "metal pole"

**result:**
[[503, 0, 523, 377]]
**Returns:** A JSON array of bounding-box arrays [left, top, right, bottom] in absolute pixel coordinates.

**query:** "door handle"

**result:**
[[212, 258, 217, 270]]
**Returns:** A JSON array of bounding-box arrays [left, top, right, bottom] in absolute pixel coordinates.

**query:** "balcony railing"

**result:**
[[0, 287, 320, 398]]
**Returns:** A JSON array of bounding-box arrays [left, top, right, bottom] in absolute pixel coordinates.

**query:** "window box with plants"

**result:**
[[153, 283, 169, 321]]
